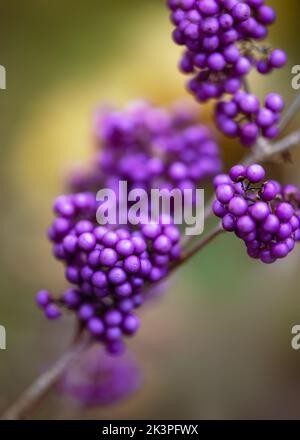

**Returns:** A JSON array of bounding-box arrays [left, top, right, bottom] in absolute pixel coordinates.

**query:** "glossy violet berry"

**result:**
[[87, 317, 104, 336], [45, 304, 61, 320], [216, 184, 234, 203], [36, 290, 51, 308], [246, 164, 265, 183]]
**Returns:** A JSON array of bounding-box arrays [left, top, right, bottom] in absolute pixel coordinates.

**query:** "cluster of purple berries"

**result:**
[[168, 0, 286, 144], [70, 100, 222, 195], [215, 91, 284, 146], [168, 0, 286, 101], [36, 192, 181, 354], [213, 164, 300, 263]]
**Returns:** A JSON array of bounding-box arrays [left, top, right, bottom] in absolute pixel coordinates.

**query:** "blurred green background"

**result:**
[[1, 0, 300, 419]]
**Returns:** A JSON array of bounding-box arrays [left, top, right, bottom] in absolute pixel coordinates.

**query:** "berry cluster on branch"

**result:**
[[168, 0, 287, 144], [36, 101, 220, 354], [213, 164, 300, 263]]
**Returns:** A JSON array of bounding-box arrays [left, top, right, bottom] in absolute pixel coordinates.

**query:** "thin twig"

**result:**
[[279, 92, 300, 132], [1, 336, 90, 420], [264, 129, 300, 157]]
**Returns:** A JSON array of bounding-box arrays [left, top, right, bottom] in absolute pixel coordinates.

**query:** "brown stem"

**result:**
[[1, 336, 90, 420]]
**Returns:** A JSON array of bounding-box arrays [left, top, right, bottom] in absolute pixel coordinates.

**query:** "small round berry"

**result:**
[[277, 223, 293, 240], [216, 184, 234, 204], [262, 214, 280, 233], [118, 299, 134, 314], [169, 161, 188, 180], [198, 0, 220, 16], [87, 317, 104, 336], [140, 259, 152, 276], [237, 215, 256, 234], [108, 267, 127, 285], [257, 5, 276, 25], [65, 266, 80, 284], [269, 49, 287, 68], [102, 231, 119, 247], [256, 108, 275, 128], [116, 239, 134, 257], [105, 327, 122, 342], [286, 238, 296, 251], [222, 214, 236, 232], [105, 310, 122, 327], [124, 256, 141, 274], [261, 182, 278, 201], [164, 225, 180, 243], [265, 93, 284, 113], [239, 94, 260, 114], [153, 235, 172, 254], [88, 249, 101, 268], [132, 236, 147, 254], [115, 282, 133, 297], [234, 57, 251, 75], [63, 235, 78, 253], [36, 290, 51, 308], [276, 202, 294, 222], [63, 288, 81, 308], [53, 218, 71, 236], [141, 223, 161, 239], [213, 200, 227, 218], [78, 232, 96, 252], [246, 164, 265, 183], [91, 271, 108, 288], [290, 216, 300, 231], [207, 53, 226, 71], [45, 304, 61, 320], [75, 220, 93, 235], [228, 197, 248, 216], [94, 226, 108, 242], [232, 2, 251, 22], [122, 314, 140, 335], [260, 249, 276, 264], [99, 248, 118, 267], [80, 266, 94, 281], [78, 304, 94, 321], [272, 242, 290, 259], [229, 165, 246, 182], [213, 174, 232, 188], [53, 195, 75, 218], [249, 202, 270, 222]]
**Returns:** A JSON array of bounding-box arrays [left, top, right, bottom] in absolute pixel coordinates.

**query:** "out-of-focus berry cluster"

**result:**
[[37, 101, 221, 354], [59, 345, 142, 406], [168, 0, 286, 145], [213, 164, 300, 263], [70, 100, 222, 195]]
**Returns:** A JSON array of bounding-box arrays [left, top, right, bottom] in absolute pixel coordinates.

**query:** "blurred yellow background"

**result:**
[[1, 0, 300, 419]]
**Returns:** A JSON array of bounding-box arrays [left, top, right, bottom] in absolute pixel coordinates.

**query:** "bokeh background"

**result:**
[[1, 0, 300, 420]]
